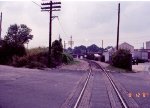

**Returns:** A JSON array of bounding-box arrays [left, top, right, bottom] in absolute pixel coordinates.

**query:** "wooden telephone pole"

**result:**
[[116, 3, 120, 50], [0, 12, 2, 41], [41, 1, 61, 67]]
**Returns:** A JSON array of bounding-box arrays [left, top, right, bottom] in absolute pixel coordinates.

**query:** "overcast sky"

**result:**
[[0, 1, 150, 49]]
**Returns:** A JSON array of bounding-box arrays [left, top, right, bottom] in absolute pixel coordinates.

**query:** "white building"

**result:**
[[146, 41, 150, 49], [133, 50, 148, 60], [103, 47, 115, 62]]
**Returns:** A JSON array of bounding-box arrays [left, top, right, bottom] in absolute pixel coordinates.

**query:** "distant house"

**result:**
[[103, 42, 134, 62], [103, 46, 115, 62], [146, 41, 150, 49], [118, 42, 134, 54], [133, 49, 150, 61]]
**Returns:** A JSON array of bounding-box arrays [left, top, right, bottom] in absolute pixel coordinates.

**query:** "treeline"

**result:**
[[66, 44, 104, 55], [0, 24, 73, 68]]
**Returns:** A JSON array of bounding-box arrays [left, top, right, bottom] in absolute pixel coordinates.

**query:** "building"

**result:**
[[103, 47, 115, 62], [118, 42, 134, 54], [103, 42, 134, 62], [146, 41, 150, 49], [133, 49, 148, 60]]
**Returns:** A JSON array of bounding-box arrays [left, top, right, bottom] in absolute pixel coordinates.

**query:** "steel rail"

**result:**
[[104, 71, 128, 108], [91, 61, 128, 108], [73, 66, 92, 108]]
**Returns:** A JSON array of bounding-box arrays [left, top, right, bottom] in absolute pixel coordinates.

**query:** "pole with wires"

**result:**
[[116, 3, 120, 50], [0, 12, 2, 42], [41, 1, 61, 67]]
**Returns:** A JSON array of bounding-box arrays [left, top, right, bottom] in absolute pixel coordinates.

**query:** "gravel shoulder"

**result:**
[[58, 59, 89, 71]]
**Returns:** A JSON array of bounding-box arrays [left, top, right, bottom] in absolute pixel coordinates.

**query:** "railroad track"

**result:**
[[61, 60, 139, 108], [88, 61, 128, 108]]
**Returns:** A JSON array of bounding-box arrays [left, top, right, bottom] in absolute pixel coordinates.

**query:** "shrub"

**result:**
[[12, 50, 48, 68], [51, 39, 63, 66], [0, 41, 26, 64], [111, 49, 132, 70], [12, 55, 29, 67], [62, 52, 74, 64]]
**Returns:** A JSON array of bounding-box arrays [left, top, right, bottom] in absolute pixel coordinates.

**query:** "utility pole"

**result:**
[[0, 12, 2, 41], [68, 35, 74, 49], [102, 40, 103, 49], [59, 34, 61, 40], [116, 3, 120, 50], [41, 1, 61, 67], [102, 40, 103, 54], [143, 42, 144, 49], [70, 36, 72, 49], [64, 41, 66, 50]]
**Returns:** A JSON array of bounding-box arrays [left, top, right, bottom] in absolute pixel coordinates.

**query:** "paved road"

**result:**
[[111, 71, 150, 108], [0, 65, 86, 108], [1, 64, 150, 108]]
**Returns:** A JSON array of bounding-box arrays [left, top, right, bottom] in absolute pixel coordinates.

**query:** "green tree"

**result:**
[[73, 45, 87, 54], [51, 38, 63, 66], [111, 49, 132, 70], [87, 44, 100, 53], [4, 24, 33, 45], [0, 24, 33, 64]]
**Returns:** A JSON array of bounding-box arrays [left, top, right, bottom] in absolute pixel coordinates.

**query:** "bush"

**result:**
[[12, 55, 29, 67], [12, 46, 74, 68], [51, 39, 63, 66], [111, 49, 132, 70], [12, 50, 48, 68], [0, 41, 26, 64], [62, 52, 74, 64]]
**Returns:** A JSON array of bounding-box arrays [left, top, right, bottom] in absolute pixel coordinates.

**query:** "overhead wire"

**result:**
[[32, 1, 42, 8], [32, 1, 67, 34], [57, 17, 68, 36]]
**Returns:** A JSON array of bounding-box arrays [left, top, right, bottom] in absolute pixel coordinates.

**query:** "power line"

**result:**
[[32, 1, 70, 45], [41, 1, 61, 67], [57, 17, 68, 36], [32, 1, 42, 8]]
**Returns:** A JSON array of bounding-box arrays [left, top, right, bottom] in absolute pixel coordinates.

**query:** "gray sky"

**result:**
[[0, 1, 150, 49]]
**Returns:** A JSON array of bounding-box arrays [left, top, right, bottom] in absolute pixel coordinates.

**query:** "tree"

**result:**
[[73, 45, 87, 54], [67, 47, 73, 53], [87, 44, 100, 53], [111, 49, 132, 70], [51, 38, 63, 66], [0, 24, 33, 64], [4, 24, 33, 45]]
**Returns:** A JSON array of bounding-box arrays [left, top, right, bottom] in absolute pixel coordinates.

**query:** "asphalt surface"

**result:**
[[111, 71, 150, 108], [0, 65, 86, 108], [0, 64, 150, 108]]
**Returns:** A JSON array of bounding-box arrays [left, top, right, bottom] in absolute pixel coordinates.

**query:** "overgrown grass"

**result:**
[[12, 47, 49, 69], [26, 47, 48, 55], [12, 47, 74, 69]]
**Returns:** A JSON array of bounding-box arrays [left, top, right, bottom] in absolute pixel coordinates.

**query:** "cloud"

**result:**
[[0, 1, 149, 49]]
